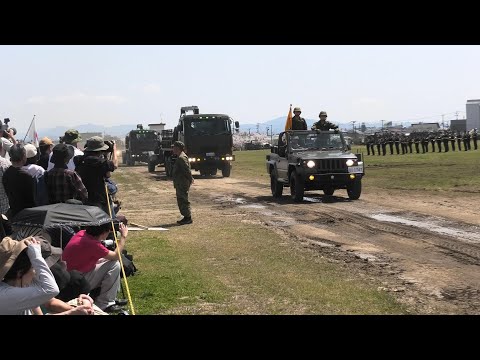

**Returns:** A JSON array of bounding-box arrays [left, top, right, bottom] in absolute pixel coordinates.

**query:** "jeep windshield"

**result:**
[[186, 117, 232, 136], [289, 132, 344, 151]]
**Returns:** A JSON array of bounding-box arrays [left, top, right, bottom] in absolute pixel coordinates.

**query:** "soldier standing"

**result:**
[[450, 131, 456, 151], [462, 132, 469, 151], [407, 135, 413, 153], [394, 133, 401, 155], [311, 111, 338, 131], [414, 134, 420, 154], [172, 141, 194, 225], [436, 132, 442, 153], [472, 128, 478, 150], [456, 131, 462, 151], [442, 132, 449, 152], [387, 133, 394, 155], [291, 107, 308, 130], [421, 133, 429, 153], [429, 133, 436, 152], [465, 130, 471, 150]]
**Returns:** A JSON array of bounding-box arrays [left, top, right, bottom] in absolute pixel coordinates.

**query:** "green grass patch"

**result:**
[[124, 221, 406, 314]]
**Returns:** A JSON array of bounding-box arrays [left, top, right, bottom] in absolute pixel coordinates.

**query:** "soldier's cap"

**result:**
[[293, 107, 301, 113], [63, 129, 82, 144], [39, 137, 53, 147], [172, 141, 185, 149], [319, 111, 327, 117]]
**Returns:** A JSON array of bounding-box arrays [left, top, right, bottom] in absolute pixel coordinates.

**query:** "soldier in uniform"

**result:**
[[387, 132, 394, 155], [365, 135, 372, 155], [429, 133, 436, 152], [436, 132, 442, 153], [442, 131, 449, 152], [407, 134, 413, 153], [375, 134, 381, 155], [400, 134, 407, 155], [462, 132, 469, 151], [472, 128, 478, 150], [449, 131, 456, 151], [172, 141, 194, 225], [291, 107, 307, 130], [465, 130, 471, 150], [456, 131, 462, 151], [311, 111, 338, 131], [421, 133, 429, 153], [414, 134, 420, 154], [394, 133, 401, 155]]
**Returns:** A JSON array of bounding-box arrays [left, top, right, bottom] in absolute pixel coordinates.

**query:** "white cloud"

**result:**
[[27, 96, 47, 104], [142, 83, 161, 94], [94, 95, 127, 104], [26, 93, 127, 105], [352, 97, 381, 105]]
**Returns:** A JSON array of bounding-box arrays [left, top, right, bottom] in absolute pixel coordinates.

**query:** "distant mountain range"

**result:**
[[29, 118, 417, 140], [238, 117, 413, 134], [32, 123, 137, 140]]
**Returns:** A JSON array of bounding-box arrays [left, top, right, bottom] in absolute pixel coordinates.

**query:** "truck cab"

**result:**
[[173, 106, 239, 177]]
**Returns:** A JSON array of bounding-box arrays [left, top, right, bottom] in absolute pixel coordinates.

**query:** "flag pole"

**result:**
[[23, 114, 36, 143]]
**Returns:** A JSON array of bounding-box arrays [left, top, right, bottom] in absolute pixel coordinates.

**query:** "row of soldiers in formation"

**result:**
[[365, 129, 478, 156]]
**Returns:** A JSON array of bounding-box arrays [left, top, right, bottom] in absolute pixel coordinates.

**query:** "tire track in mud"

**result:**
[[196, 178, 480, 313]]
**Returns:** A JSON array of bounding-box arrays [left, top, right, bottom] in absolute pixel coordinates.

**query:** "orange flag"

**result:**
[[284, 104, 293, 131]]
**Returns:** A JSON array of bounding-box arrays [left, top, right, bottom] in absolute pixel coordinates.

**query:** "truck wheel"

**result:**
[[347, 179, 362, 200], [323, 187, 335, 196], [290, 171, 304, 202], [271, 173, 283, 198], [122, 152, 127, 165], [148, 161, 155, 173], [222, 164, 231, 177]]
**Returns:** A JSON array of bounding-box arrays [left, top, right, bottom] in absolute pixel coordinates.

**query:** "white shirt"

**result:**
[[0, 245, 59, 315], [47, 145, 84, 171], [0, 137, 14, 159], [22, 164, 45, 179]]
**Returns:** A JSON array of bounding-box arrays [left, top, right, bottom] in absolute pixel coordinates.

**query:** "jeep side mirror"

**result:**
[[235, 121, 239, 129]]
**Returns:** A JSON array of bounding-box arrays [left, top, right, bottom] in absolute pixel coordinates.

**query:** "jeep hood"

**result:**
[[292, 150, 356, 160]]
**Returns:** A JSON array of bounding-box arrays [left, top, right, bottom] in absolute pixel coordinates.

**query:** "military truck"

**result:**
[[266, 130, 364, 201], [147, 128, 175, 175], [173, 106, 239, 177], [122, 125, 161, 167]]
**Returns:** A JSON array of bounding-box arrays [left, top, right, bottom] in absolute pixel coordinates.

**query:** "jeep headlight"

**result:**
[[346, 159, 355, 167], [306, 160, 315, 168]]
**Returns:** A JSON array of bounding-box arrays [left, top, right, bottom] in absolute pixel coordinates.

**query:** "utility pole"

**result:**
[[455, 111, 459, 120], [266, 125, 273, 143], [381, 120, 385, 129]]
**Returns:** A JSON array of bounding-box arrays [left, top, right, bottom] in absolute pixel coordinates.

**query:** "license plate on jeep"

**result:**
[[348, 166, 363, 173], [206, 152, 215, 157]]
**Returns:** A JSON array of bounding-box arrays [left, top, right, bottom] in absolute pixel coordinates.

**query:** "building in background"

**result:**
[[410, 122, 440, 132], [466, 99, 480, 130], [450, 119, 467, 133]]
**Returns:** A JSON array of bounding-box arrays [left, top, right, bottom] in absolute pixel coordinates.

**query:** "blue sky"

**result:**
[[1, 45, 479, 135]]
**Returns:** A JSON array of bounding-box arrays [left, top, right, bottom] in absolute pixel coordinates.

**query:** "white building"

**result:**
[[466, 99, 480, 130]]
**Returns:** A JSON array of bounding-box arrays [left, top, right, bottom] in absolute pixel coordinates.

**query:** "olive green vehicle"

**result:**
[[266, 130, 364, 202], [173, 106, 239, 177]]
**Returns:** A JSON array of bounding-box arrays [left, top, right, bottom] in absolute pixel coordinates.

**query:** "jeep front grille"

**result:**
[[317, 159, 347, 173]]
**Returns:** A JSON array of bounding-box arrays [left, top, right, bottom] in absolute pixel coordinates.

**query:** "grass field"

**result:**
[[116, 146, 479, 314], [232, 147, 480, 192]]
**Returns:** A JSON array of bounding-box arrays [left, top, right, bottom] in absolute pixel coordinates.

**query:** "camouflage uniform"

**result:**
[[172, 149, 194, 219], [472, 129, 478, 150], [291, 115, 308, 130], [311, 119, 338, 131]]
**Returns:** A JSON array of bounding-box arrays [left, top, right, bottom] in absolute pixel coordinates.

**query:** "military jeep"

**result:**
[[266, 130, 364, 202]]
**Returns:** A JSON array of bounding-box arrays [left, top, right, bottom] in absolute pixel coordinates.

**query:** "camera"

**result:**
[[104, 140, 115, 153], [1, 118, 16, 136]]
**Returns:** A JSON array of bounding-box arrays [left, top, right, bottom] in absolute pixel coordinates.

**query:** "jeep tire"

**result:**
[[271, 172, 283, 198], [347, 179, 362, 200], [290, 171, 304, 202]]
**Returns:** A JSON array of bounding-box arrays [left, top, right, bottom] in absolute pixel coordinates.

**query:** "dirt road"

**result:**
[[120, 165, 480, 314]]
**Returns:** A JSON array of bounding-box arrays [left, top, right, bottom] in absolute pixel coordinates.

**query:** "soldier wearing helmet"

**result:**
[[291, 107, 307, 130], [311, 111, 338, 131]]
